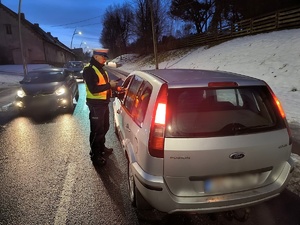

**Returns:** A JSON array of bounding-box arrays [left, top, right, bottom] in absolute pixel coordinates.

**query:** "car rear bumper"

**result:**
[[132, 158, 294, 214]]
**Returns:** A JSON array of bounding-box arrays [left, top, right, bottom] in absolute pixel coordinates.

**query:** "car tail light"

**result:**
[[267, 84, 292, 145], [148, 84, 168, 158]]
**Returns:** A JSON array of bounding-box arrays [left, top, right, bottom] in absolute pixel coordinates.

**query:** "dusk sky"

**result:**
[[2, 0, 123, 51]]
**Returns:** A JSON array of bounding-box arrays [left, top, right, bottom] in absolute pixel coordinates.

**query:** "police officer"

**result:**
[[83, 49, 118, 166]]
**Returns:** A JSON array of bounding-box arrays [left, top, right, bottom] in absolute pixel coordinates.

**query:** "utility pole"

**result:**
[[18, 0, 27, 76], [149, 0, 158, 69]]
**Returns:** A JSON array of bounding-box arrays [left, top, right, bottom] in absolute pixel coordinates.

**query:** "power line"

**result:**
[[67, 22, 102, 29], [51, 15, 102, 27]]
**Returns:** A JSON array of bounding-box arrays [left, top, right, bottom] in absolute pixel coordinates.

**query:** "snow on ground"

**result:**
[[0, 64, 52, 87], [0, 28, 299, 195]]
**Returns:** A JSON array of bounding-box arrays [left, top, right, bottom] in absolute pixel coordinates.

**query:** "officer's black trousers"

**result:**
[[87, 103, 110, 157]]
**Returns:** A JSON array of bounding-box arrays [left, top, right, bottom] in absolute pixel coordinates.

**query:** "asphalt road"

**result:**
[[0, 79, 300, 224]]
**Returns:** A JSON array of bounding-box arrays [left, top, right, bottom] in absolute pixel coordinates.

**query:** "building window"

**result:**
[[5, 24, 12, 35]]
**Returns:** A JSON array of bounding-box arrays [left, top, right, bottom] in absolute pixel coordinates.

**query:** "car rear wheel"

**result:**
[[127, 160, 157, 220], [127, 161, 152, 210], [114, 122, 118, 137], [128, 161, 136, 207]]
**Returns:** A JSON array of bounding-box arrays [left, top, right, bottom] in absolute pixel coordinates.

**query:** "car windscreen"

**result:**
[[21, 71, 65, 84], [166, 86, 285, 137], [66, 62, 83, 68]]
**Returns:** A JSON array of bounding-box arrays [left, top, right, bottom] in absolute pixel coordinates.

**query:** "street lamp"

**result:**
[[70, 28, 82, 49], [84, 46, 90, 53], [80, 41, 86, 48]]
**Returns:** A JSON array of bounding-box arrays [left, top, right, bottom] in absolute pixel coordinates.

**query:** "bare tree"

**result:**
[[170, 0, 212, 34], [131, 0, 170, 54], [100, 3, 134, 57]]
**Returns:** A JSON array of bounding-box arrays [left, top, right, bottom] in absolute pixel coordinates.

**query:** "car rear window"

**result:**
[[166, 86, 285, 137]]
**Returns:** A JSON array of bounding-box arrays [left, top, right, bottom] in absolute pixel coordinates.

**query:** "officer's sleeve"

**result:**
[[83, 67, 111, 94]]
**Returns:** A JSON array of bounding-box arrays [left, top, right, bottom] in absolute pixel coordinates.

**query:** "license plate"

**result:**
[[32, 99, 49, 107], [205, 173, 260, 193]]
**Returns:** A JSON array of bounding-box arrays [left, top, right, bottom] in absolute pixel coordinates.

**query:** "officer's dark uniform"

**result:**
[[83, 51, 112, 165]]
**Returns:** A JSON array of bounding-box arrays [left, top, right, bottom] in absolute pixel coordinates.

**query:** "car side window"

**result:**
[[123, 75, 143, 114], [118, 76, 133, 102], [132, 81, 152, 125]]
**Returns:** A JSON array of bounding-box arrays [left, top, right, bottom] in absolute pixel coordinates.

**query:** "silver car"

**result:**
[[113, 69, 294, 218]]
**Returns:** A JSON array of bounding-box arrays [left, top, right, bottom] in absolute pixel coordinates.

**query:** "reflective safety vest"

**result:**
[[85, 64, 110, 100]]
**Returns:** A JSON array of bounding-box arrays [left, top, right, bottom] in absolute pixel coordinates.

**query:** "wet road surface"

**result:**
[[0, 82, 300, 225]]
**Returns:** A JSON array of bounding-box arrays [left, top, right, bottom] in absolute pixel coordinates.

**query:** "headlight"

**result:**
[[55, 86, 67, 96], [17, 89, 26, 98]]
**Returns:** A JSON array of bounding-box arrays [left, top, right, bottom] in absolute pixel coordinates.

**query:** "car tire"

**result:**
[[232, 208, 250, 222], [114, 122, 118, 136], [127, 161, 136, 207], [18, 108, 25, 116], [75, 91, 79, 103], [134, 185, 166, 221], [66, 94, 74, 113], [127, 161, 152, 210], [135, 186, 152, 210]]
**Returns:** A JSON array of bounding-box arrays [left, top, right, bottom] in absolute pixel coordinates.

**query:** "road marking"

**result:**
[[54, 163, 77, 225]]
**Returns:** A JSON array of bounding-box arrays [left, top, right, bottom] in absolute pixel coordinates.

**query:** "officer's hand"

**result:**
[[116, 86, 126, 93], [110, 80, 118, 88]]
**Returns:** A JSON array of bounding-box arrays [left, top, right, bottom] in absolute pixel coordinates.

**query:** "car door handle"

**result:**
[[125, 124, 131, 132]]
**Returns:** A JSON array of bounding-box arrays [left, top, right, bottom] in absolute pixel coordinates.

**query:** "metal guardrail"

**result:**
[[104, 66, 129, 80], [166, 5, 300, 50]]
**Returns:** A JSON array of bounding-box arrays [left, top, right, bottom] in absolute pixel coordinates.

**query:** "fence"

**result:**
[[165, 5, 300, 50]]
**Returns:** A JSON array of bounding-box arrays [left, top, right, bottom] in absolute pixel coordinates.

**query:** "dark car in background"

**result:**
[[64, 61, 84, 82], [15, 68, 79, 115]]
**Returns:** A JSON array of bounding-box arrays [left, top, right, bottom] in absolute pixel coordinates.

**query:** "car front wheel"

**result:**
[[75, 91, 79, 102], [66, 94, 74, 113]]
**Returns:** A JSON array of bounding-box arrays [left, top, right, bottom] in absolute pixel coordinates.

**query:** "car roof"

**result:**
[[28, 67, 64, 73], [140, 69, 266, 88]]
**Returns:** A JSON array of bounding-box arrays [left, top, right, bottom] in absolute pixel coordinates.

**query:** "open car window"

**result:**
[[123, 75, 143, 114]]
